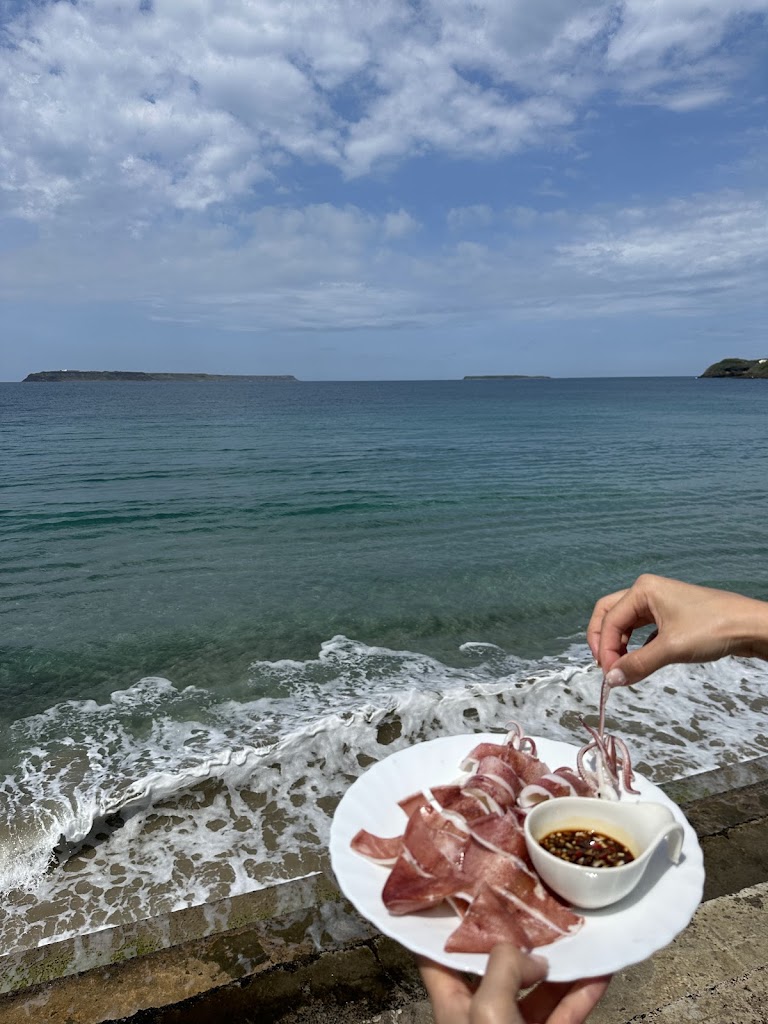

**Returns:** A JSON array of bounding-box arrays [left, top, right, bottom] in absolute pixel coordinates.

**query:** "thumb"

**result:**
[[474, 945, 548, 1013]]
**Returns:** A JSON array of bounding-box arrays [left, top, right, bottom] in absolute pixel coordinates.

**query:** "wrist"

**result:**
[[727, 596, 768, 661]]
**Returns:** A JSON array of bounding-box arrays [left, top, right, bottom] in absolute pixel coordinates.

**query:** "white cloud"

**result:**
[[2, 187, 763, 333], [558, 194, 768, 281], [383, 209, 419, 239], [607, 0, 767, 66], [1, 0, 766, 222], [447, 205, 494, 230], [0, 0, 766, 359]]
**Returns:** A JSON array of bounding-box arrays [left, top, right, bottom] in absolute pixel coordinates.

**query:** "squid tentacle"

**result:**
[[505, 721, 538, 756], [576, 684, 638, 798]]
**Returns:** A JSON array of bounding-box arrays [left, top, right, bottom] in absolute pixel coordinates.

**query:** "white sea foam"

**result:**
[[0, 637, 766, 951]]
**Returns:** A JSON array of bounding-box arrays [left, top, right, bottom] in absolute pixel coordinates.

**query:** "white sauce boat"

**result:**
[[524, 796, 685, 910]]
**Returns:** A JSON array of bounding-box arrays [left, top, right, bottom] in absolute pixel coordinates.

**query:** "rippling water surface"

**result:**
[[2, 376, 768, 949]]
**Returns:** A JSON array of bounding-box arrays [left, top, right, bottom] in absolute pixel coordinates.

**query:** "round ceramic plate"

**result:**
[[329, 733, 704, 982]]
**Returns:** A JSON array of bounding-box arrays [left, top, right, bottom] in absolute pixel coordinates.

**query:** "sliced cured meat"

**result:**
[[383, 851, 459, 914], [350, 829, 403, 865], [469, 810, 529, 860], [445, 883, 532, 953], [500, 745, 551, 786], [518, 767, 595, 808], [474, 755, 524, 797], [463, 773, 518, 811], [402, 804, 469, 876], [398, 785, 461, 819], [349, 727, 596, 955]]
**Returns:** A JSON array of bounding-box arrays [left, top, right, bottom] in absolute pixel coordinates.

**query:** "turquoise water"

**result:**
[[2, 376, 768, 946], [4, 377, 768, 710]]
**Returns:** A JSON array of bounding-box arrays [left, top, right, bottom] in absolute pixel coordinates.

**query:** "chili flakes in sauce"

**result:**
[[540, 828, 634, 868]]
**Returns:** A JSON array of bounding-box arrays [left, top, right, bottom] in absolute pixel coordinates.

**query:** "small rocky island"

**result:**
[[700, 359, 768, 379], [463, 374, 551, 380], [23, 371, 298, 382]]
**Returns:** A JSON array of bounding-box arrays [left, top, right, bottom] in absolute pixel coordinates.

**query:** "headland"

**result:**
[[700, 358, 768, 379], [23, 371, 298, 382]]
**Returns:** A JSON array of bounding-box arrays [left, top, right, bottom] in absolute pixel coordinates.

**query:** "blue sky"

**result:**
[[1, 0, 766, 380]]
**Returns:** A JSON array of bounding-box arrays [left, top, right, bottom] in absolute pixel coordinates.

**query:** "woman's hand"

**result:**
[[417, 944, 610, 1024], [587, 573, 768, 687]]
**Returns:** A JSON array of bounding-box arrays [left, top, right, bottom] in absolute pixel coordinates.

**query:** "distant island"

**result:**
[[700, 359, 768, 379], [463, 374, 551, 380], [23, 371, 298, 382]]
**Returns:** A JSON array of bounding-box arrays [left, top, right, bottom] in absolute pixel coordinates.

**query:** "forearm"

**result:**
[[723, 592, 768, 662]]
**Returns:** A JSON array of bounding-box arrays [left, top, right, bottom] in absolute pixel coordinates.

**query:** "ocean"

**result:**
[[2, 376, 768, 953]]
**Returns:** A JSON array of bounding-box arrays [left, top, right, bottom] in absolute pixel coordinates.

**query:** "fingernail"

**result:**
[[605, 668, 627, 687]]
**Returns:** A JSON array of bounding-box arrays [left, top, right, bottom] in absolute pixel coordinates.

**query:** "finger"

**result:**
[[416, 955, 473, 1024], [471, 946, 547, 1023], [519, 974, 611, 1023], [597, 589, 656, 672], [586, 590, 627, 660]]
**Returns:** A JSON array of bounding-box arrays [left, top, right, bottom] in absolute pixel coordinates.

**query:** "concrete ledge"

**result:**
[[2, 754, 768, 1023]]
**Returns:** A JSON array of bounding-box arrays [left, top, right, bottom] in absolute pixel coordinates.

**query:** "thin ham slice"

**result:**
[[382, 851, 460, 914], [518, 767, 595, 808], [350, 829, 403, 865], [455, 837, 534, 902], [350, 727, 590, 955], [398, 785, 462, 819], [446, 871, 583, 954], [445, 883, 532, 953], [463, 773, 518, 811], [402, 805, 468, 873]]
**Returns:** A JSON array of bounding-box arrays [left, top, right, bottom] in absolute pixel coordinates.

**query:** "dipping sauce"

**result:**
[[539, 828, 635, 868]]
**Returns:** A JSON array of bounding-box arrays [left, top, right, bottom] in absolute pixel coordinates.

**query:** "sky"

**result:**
[[1, 0, 767, 381]]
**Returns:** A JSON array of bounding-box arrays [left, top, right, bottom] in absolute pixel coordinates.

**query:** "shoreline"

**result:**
[[3, 753, 768, 1023]]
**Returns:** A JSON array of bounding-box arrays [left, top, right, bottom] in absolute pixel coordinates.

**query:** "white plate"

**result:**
[[329, 733, 704, 982]]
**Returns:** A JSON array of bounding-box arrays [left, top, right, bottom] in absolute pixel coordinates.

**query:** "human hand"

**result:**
[[417, 944, 610, 1024], [587, 573, 768, 687]]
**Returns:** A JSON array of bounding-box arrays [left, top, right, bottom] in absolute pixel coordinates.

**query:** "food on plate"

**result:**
[[350, 691, 639, 954]]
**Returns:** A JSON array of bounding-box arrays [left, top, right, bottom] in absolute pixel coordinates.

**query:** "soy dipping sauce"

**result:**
[[540, 828, 635, 868]]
